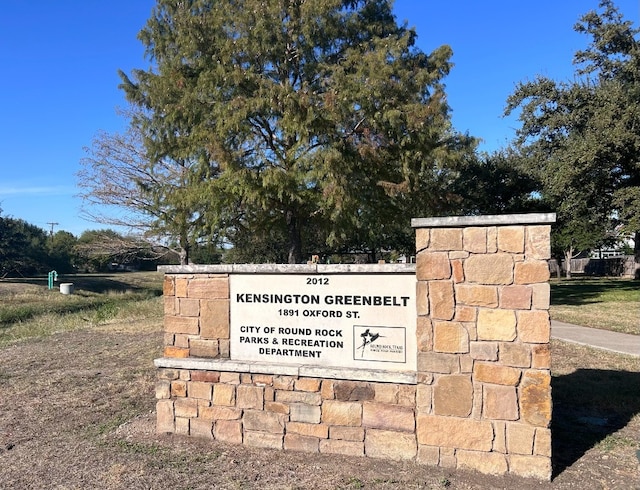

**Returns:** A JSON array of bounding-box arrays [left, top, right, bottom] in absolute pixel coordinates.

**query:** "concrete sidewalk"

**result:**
[[551, 320, 640, 357]]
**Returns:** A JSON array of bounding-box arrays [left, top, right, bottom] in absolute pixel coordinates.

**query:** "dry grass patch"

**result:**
[[551, 340, 640, 481], [0, 272, 163, 346]]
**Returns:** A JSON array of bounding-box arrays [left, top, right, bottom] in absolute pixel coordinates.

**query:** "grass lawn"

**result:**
[[550, 277, 640, 335], [0, 272, 163, 346]]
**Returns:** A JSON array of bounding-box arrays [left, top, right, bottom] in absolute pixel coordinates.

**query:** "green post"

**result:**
[[48, 271, 58, 290]]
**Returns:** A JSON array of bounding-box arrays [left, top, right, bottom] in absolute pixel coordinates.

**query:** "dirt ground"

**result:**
[[0, 320, 638, 489]]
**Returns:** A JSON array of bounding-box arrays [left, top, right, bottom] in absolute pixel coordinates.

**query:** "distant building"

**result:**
[[589, 226, 635, 259]]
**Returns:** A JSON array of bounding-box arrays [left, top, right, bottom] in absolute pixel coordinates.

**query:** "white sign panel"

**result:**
[[229, 274, 416, 371]]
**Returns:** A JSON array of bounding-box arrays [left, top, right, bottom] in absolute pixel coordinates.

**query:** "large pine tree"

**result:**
[[120, 0, 473, 263]]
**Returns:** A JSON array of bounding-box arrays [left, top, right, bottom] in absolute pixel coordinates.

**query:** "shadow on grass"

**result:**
[[62, 274, 162, 294], [2, 273, 162, 295], [551, 279, 640, 306], [552, 368, 640, 478]]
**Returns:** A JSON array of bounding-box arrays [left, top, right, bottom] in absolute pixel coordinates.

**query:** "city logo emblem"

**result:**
[[353, 325, 406, 363], [356, 328, 384, 358]]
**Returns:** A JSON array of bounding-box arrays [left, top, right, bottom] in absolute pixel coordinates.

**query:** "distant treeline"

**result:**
[[0, 214, 218, 277]]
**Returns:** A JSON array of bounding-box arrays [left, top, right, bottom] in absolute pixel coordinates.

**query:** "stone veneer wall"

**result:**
[[411, 214, 554, 479], [155, 213, 555, 480]]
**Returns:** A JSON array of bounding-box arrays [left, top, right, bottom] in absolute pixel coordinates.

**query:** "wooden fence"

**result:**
[[549, 256, 636, 277]]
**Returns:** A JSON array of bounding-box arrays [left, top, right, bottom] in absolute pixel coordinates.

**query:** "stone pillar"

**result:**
[[412, 213, 555, 480]]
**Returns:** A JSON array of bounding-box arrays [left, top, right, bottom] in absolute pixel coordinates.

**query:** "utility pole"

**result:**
[[46, 222, 59, 241]]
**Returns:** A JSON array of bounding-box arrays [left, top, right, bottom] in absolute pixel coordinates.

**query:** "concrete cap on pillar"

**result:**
[[411, 213, 556, 228]]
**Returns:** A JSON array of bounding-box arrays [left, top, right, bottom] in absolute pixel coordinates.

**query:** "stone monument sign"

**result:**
[[156, 213, 556, 480]]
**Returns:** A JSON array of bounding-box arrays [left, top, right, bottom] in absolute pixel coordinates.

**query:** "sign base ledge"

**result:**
[[154, 357, 417, 384]]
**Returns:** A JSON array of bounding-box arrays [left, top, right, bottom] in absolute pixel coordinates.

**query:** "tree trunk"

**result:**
[[564, 247, 573, 279], [555, 258, 562, 279], [179, 231, 190, 266], [368, 249, 376, 264], [635, 231, 640, 280], [286, 209, 302, 264]]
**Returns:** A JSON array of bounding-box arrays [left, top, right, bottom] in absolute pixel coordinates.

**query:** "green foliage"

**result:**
[[452, 149, 546, 215], [0, 209, 85, 276], [120, 0, 475, 263], [188, 241, 223, 264], [76, 229, 120, 272], [506, 1, 640, 268], [47, 231, 78, 273], [0, 214, 50, 276]]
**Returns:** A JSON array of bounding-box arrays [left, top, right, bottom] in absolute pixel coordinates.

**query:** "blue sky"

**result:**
[[1, 0, 638, 237]]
